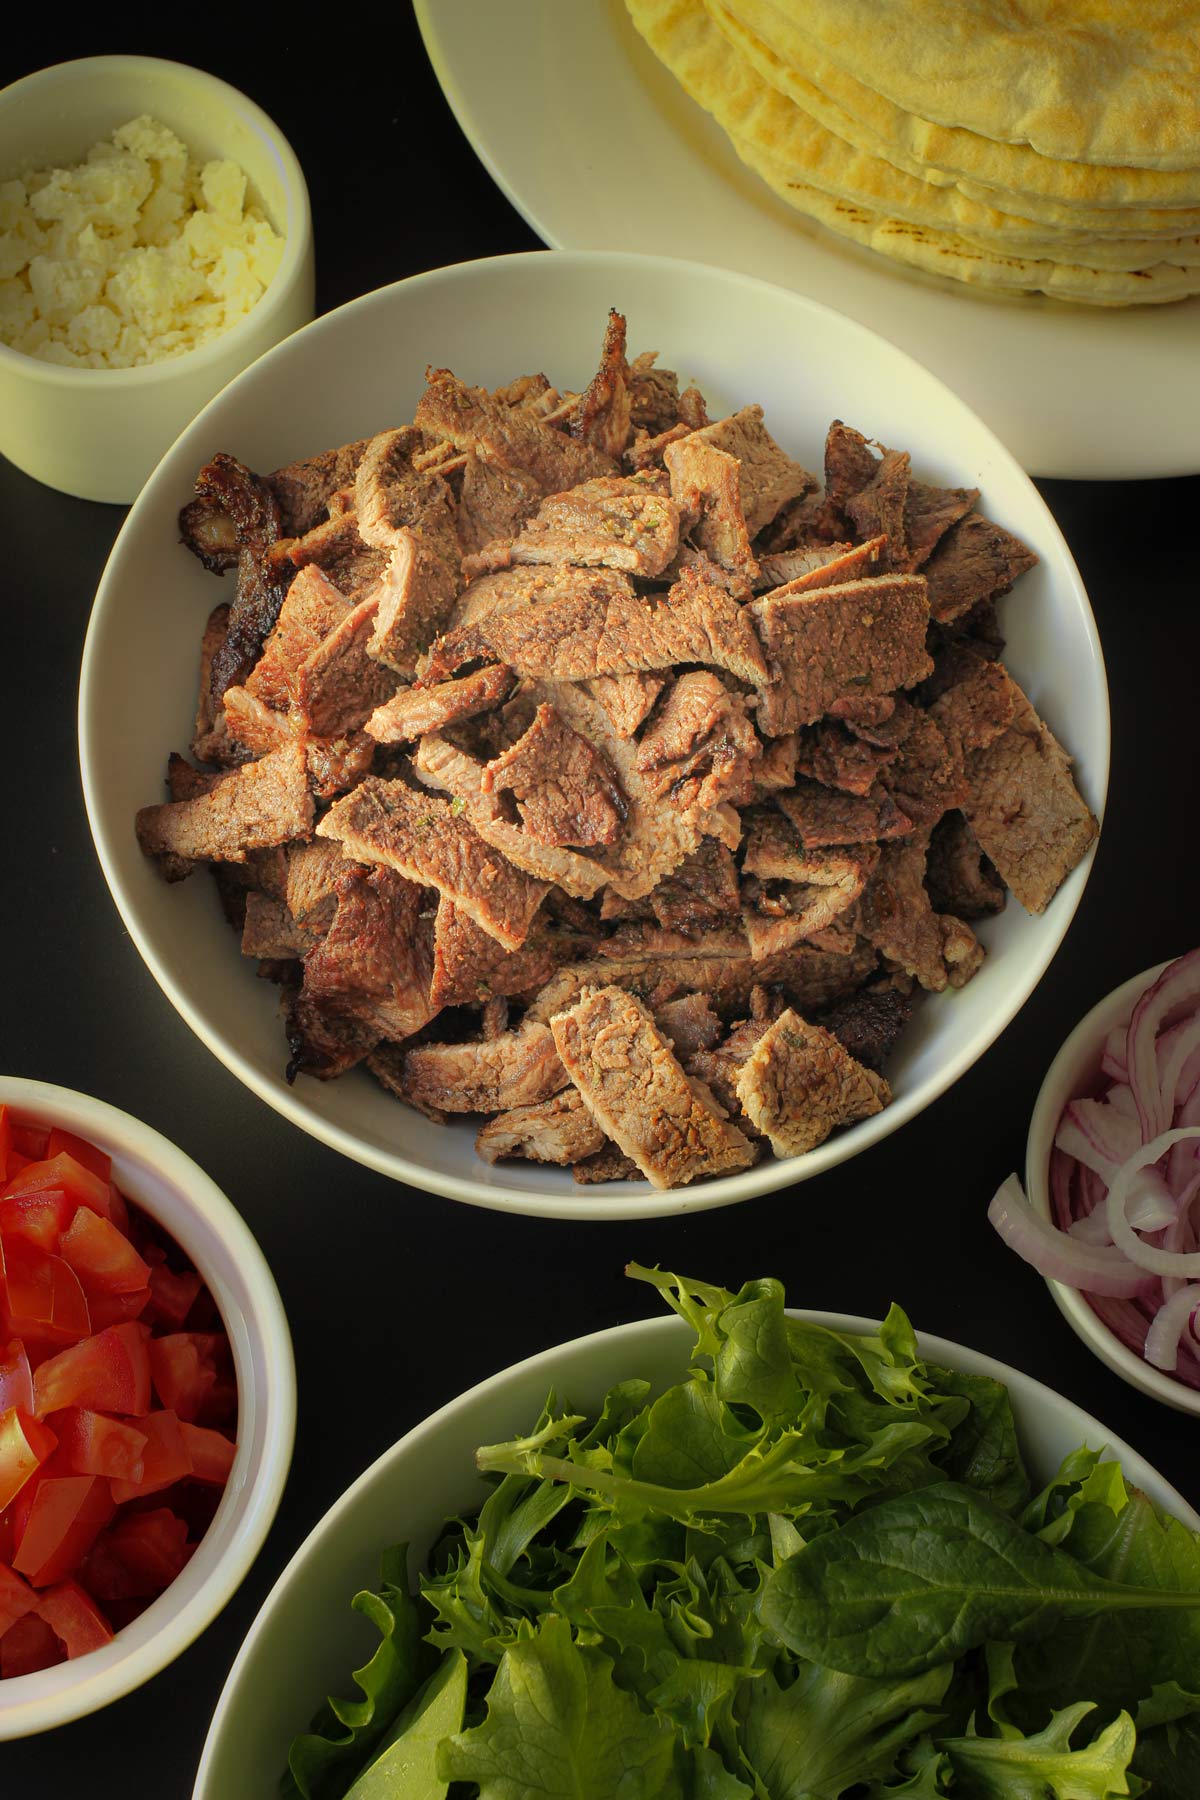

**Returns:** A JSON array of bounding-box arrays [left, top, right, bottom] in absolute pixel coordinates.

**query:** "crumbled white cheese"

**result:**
[[0, 116, 285, 369]]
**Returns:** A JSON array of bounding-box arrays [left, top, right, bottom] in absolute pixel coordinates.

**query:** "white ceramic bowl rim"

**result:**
[[0, 1077, 296, 1740], [80, 248, 1109, 1219], [196, 1306, 1200, 1796], [1025, 958, 1200, 1415], [0, 55, 311, 388]]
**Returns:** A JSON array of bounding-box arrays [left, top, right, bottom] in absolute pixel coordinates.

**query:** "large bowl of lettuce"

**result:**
[[197, 1269, 1200, 1799]]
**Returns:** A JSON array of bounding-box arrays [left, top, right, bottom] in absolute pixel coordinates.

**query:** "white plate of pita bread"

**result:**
[[416, 0, 1200, 479]]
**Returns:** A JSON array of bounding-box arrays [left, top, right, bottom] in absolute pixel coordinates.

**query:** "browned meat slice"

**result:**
[[657, 566, 769, 685], [347, 427, 463, 675], [655, 993, 724, 1059], [927, 655, 1017, 757], [489, 373, 554, 410], [776, 777, 911, 847], [404, 1020, 567, 1114], [566, 309, 632, 461], [823, 420, 878, 509], [429, 899, 567, 1008], [462, 476, 680, 580], [664, 433, 758, 586], [844, 449, 911, 566], [684, 406, 816, 536], [192, 605, 234, 764], [636, 673, 762, 810], [795, 721, 900, 796], [649, 839, 740, 933], [860, 834, 983, 991], [483, 703, 626, 848], [573, 1144, 646, 1183], [222, 686, 292, 757], [179, 453, 290, 705], [304, 732, 376, 804], [413, 733, 611, 899], [550, 986, 756, 1189], [903, 479, 980, 571], [246, 565, 351, 712], [316, 776, 547, 948], [750, 574, 933, 735], [820, 986, 912, 1072], [741, 873, 864, 958], [136, 742, 313, 865], [476, 1088, 606, 1166], [540, 682, 705, 900], [286, 866, 436, 1078], [923, 512, 1038, 625], [266, 438, 373, 537], [240, 892, 312, 960], [423, 570, 647, 682], [828, 693, 897, 733], [628, 350, 681, 431], [583, 673, 666, 739], [456, 452, 543, 557], [599, 922, 750, 961], [286, 840, 347, 932], [937, 665, 1097, 913], [528, 940, 875, 1028], [925, 812, 1006, 919], [415, 368, 616, 492], [742, 810, 881, 888], [271, 511, 389, 605], [735, 1009, 890, 1157], [366, 666, 514, 745], [753, 733, 799, 796], [879, 706, 967, 830], [625, 421, 691, 472], [294, 597, 400, 738], [753, 537, 886, 594]]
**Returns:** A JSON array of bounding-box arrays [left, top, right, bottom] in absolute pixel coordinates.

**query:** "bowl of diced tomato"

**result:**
[[0, 1077, 294, 1738]]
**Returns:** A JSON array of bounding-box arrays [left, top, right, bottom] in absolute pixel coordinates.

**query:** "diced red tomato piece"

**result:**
[[0, 1239, 92, 1347], [110, 1411, 190, 1504], [1, 1610, 64, 1676], [32, 1323, 151, 1420], [102, 1508, 189, 1595], [13, 1475, 115, 1586], [0, 1189, 75, 1254], [0, 1109, 13, 1184], [0, 1408, 59, 1511], [48, 1409, 147, 1485], [86, 1288, 151, 1332], [46, 1130, 111, 1184], [10, 1125, 49, 1162], [178, 1421, 236, 1487], [146, 1265, 202, 1331], [36, 1579, 113, 1658], [148, 1333, 222, 1422], [58, 1208, 150, 1298], [0, 1560, 35, 1634], [2, 1153, 112, 1219], [0, 1339, 33, 1414]]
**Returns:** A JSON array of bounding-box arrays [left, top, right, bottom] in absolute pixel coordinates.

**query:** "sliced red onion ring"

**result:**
[[988, 1175, 1157, 1297], [1105, 1082, 1137, 1119], [1144, 1283, 1200, 1371], [1101, 1026, 1128, 1082], [1106, 1128, 1200, 1275], [1127, 948, 1200, 1139]]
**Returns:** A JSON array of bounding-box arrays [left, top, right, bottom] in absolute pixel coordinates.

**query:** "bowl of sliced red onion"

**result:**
[[990, 950, 1200, 1414]]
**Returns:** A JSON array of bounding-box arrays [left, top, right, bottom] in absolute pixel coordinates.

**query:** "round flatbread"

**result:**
[[707, 0, 1200, 229], [721, 0, 1200, 174]]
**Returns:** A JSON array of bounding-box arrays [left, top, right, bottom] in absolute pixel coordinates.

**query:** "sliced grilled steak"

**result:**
[[404, 1019, 567, 1114], [750, 573, 932, 735], [734, 1009, 890, 1157], [476, 1088, 606, 1166], [484, 702, 626, 848], [136, 742, 313, 865]]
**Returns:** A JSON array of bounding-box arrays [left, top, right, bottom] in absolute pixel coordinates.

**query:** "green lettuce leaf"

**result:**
[[436, 1613, 684, 1798]]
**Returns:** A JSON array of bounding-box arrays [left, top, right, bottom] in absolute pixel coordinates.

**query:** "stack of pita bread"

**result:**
[[626, 0, 1200, 304]]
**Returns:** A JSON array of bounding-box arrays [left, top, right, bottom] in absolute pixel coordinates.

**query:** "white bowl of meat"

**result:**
[[80, 251, 1107, 1218]]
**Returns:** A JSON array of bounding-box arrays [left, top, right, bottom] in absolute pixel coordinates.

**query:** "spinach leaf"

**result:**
[[926, 1365, 1030, 1515], [761, 1482, 1200, 1679], [1130, 1712, 1200, 1799], [435, 1613, 684, 1799]]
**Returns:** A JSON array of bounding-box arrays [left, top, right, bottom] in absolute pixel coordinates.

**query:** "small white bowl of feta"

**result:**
[[0, 56, 314, 502]]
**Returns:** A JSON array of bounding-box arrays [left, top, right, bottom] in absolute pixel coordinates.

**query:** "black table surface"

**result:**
[[4, 14, 1198, 1794]]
